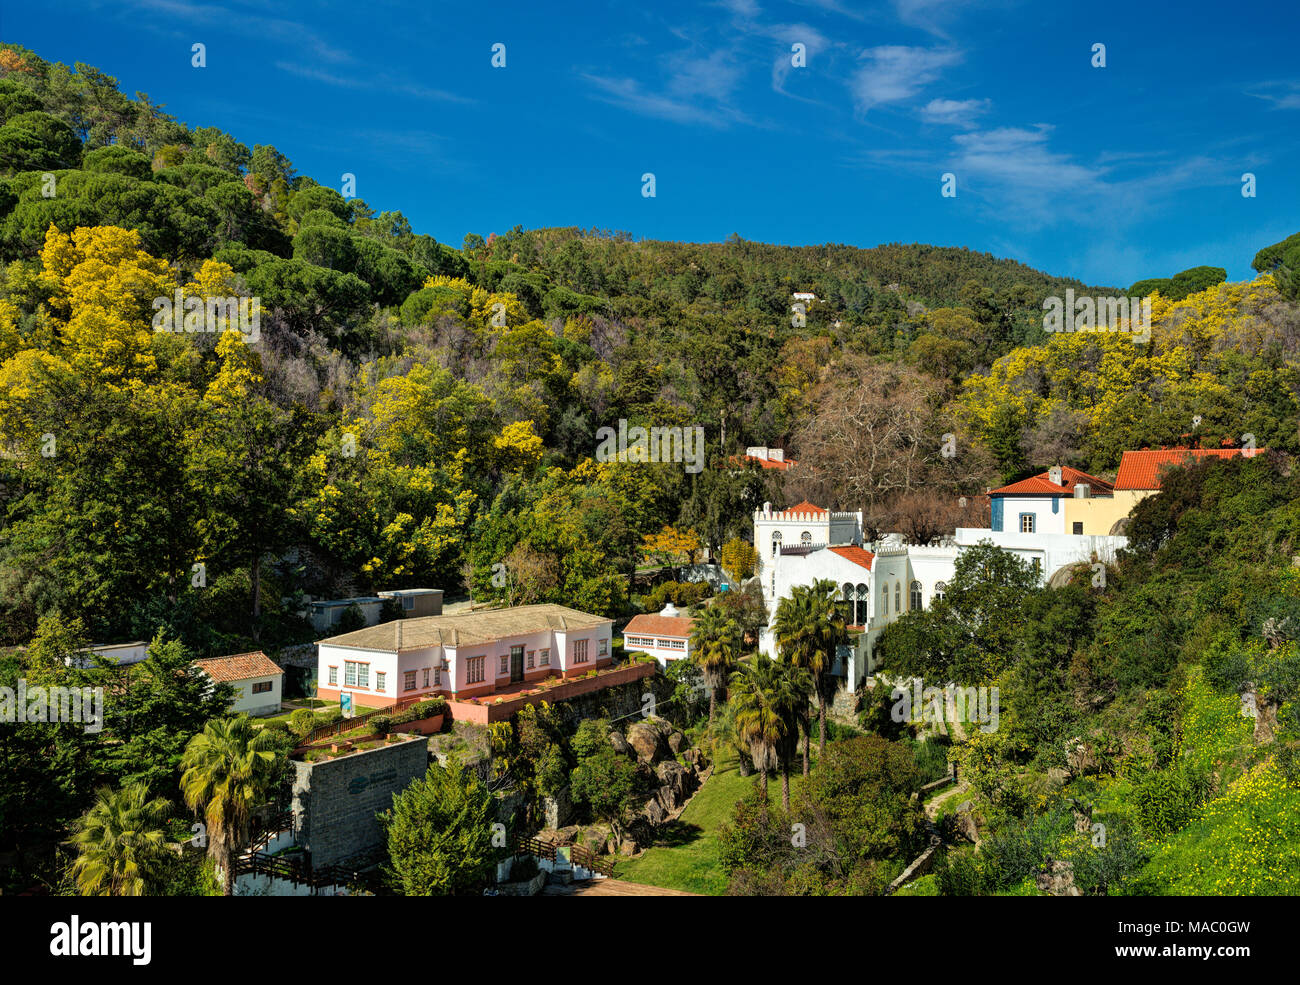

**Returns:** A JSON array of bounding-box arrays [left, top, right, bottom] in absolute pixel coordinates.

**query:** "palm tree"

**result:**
[[67, 783, 172, 896], [729, 654, 795, 807], [180, 716, 282, 897], [690, 604, 743, 723], [774, 579, 848, 759], [775, 660, 815, 794]]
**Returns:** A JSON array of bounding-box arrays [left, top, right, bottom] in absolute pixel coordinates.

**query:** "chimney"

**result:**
[[769, 448, 784, 463], [1048, 465, 1063, 486]]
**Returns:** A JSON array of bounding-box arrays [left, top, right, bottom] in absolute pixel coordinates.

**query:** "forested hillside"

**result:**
[[1, 42, 1298, 659], [2, 42, 1300, 900]]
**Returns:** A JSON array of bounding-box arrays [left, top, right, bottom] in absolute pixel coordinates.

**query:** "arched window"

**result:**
[[855, 583, 869, 624], [881, 583, 888, 615], [840, 583, 854, 624], [895, 582, 901, 613], [910, 580, 923, 611], [771, 531, 782, 557], [800, 530, 812, 545], [934, 581, 946, 602]]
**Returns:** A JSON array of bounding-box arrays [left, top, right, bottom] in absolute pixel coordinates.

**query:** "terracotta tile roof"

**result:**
[[624, 614, 695, 639], [319, 603, 612, 652], [828, 545, 875, 570], [1113, 448, 1259, 491], [728, 454, 797, 471], [195, 651, 283, 683], [783, 500, 827, 515], [989, 466, 1115, 497]]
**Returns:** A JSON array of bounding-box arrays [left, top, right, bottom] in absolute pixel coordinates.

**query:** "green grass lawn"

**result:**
[[615, 748, 808, 895]]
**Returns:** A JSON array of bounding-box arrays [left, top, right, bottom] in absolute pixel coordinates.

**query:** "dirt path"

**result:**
[[925, 781, 969, 820]]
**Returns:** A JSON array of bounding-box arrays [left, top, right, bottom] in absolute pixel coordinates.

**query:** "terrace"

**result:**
[[446, 658, 657, 723]]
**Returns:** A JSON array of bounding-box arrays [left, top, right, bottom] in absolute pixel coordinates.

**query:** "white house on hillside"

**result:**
[[195, 651, 284, 717], [623, 603, 694, 667]]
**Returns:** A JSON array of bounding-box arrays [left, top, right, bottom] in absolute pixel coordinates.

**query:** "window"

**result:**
[[252, 681, 272, 694], [1020, 513, 1035, 533], [499, 655, 508, 675], [895, 582, 901, 613], [328, 666, 338, 686], [772, 532, 782, 557], [855, 584, 869, 625], [800, 530, 812, 545], [910, 581, 922, 611], [375, 672, 386, 692], [527, 649, 535, 669], [344, 662, 356, 686], [433, 667, 441, 686], [934, 581, 946, 601], [1072, 521, 1084, 535], [344, 661, 369, 688], [404, 670, 417, 692], [598, 638, 608, 657], [467, 656, 485, 684], [574, 639, 590, 663], [881, 584, 888, 615], [402, 595, 415, 611], [423, 668, 430, 688], [540, 648, 550, 666]]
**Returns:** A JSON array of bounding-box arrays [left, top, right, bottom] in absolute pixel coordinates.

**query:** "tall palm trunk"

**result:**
[[220, 841, 234, 897], [818, 692, 828, 758], [802, 724, 810, 776], [780, 763, 791, 812]]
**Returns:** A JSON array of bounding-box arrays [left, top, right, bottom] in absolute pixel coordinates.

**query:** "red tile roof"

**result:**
[[828, 545, 875, 570], [194, 651, 283, 683], [1113, 448, 1259, 491], [989, 466, 1115, 497], [782, 500, 827, 515], [736, 454, 797, 471], [624, 614, 695, 639]]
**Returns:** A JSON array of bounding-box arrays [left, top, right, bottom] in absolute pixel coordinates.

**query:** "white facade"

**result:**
[[318, 623, 613, 704], [754, 501, 863, 573], [227, 673, 283, 717], [994, 494, 1067, 536], [753, 507, 1127, 694]]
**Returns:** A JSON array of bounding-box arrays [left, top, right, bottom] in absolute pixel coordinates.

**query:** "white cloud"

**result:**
[[920, 97, 991, 126], [852, 46, 962, 113]]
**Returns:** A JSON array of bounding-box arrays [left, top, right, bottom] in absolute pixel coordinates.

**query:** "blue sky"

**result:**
[[7, 0, 1300, 286]]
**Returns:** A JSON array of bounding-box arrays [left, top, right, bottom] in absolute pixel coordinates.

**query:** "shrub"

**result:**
[[289, 708, 318, 737], [509, 854, 540, 881], [369, 715, 393, 736]]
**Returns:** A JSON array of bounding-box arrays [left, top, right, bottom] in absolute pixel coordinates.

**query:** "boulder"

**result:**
[[643, 797, 667, 825], [627, 721, 664, 762], [1065, 739, 1099, 776], [609, 730, 632, 756], [668, 730, 686, 755], [1036, 859, 1081, 896]]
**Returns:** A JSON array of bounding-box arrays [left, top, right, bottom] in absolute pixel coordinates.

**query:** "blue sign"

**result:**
[[340, 693, 354, 718]]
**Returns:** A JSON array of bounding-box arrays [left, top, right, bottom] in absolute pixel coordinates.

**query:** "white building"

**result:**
[[315, 604, 614, 706], [623, 603, 694, 667], [66, 640, 150, 669], [754, 490, 1128, 694], [754, 501, 863, 577], [195, 651, 285, 717]]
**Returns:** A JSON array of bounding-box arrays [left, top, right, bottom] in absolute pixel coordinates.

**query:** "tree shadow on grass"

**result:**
[[643, 819, 706, 850]]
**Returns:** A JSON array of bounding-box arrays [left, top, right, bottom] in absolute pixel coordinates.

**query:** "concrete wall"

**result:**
[[291, 736, 429, 868]]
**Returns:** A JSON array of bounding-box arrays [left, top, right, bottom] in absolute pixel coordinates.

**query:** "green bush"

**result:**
[[369, 714, 393, 736], [289, 708, 318, 737]]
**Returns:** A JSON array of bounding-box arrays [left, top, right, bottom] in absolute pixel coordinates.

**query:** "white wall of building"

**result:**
[[228, 673, 282, 717]]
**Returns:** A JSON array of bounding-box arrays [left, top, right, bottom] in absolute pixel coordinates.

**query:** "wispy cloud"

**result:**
[[920, 97, 990, 126], [273, 60, 472, 104], [852, 46, 962, 114], [1248, 81, 1300, 110]]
